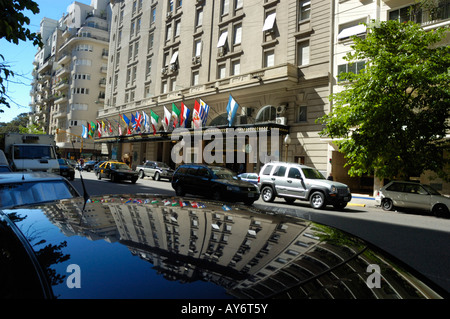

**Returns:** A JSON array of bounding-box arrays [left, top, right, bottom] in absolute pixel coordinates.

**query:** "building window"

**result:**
[[233, 24, 242, 45], [196, 9, 203, 27], [295, 105, 307, 123], [218, 63, 226, 79], [192, 71, 199, 86], [264, 50, 275, 67], [146, 58, 152, 79], [297, 41, 309, 66], [231, 59, 240, 75], [299, 0, 310, 22], [194, 39, 202, 57], [166, 25, 172, 41], [175, 20, 181, 38], [388, 5, 422, 23], [235, 0, 243, 10], [148, 32, 154, 52], [337, 61, 365, 82], [222, 0, 230, 16]]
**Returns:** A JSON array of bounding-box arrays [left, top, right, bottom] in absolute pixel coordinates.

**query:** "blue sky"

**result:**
[[0, 0, 90, 123]]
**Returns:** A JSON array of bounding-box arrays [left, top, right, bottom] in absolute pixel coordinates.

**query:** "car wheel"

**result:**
[[432, 204, 449, 218], [175, 185, 185, 196], [261, 186, 275, 202], [333, 202, 347, 210], [381, 198, 393, 211], [284, 197, 295, 204], [154, 172, 160, 181], [310, 191, 325, 209], [97, 173, 101, 180], [131, 178, 137, 184], [139, 170, 145, 179], [111, 174, 117, 183]]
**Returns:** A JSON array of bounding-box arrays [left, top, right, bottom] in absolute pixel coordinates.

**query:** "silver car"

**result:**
[[376, 181, 450, 218], [136, 161, 174, 181]]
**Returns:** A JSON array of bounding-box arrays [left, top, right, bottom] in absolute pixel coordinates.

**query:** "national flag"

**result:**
[[180, 103, 191, 128], [102, 120, 107, 133], [82, 125, 88, 139], [121, 113, 130, 126], [118, 123, 122, 135], [108, 120, 113, 133], [200, 99, 209, 126], [193, 100, 202, 129], [97, 121, 102, 137], [131, 112, 139, 132], [171, 103, 180, 128], [135, 111, 142, 132], [150, 110, 159, 135], [142, 111, 149, 132], [163, 106, 172, 132], [226, 94, 239, 127]]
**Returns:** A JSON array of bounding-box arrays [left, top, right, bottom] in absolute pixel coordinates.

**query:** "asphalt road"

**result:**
[[70, 171, 450, 294]]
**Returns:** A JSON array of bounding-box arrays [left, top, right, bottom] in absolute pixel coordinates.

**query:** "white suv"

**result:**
[[258, 162, 352, 209]]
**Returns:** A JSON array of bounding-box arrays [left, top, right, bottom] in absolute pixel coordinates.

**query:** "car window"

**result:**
[[156, 162, 169, 168], [262, 165, 273, 175], [197, 167, 210, 177], [302, 168, 325, 179], [211, 167, 237, 180], [386, 182, 405, 192], [187, 167, 198, 175], [422, 185, 441, 195], [272, 165, 287, 177], [288, 167, 301, 179]]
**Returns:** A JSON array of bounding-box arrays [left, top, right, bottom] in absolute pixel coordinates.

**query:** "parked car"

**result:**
[[258, 162, 351, 209], [136, 160, 174, 181], [66, 159, 77, 168], [0, 193, 447, 299], [171, 164, 259, 205], [83, 160, 98, 172], [376, 180, 450, 218], [58, 158, 75, 181], [96, 160, 138, 183], [0, 172, 80, 208], [237, 172, 259, 184]]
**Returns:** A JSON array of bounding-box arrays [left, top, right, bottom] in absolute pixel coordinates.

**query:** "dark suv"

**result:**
[[171, 164, 260, 205]]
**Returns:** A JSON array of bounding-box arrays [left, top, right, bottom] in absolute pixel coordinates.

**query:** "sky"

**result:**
[[0, 0, 91, 123]]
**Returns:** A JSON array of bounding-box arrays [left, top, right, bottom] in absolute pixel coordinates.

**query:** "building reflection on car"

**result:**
[[0, 194, 447, 299]]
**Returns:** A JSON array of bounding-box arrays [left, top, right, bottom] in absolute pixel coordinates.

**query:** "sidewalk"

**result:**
[[348, 193, 377, 208]]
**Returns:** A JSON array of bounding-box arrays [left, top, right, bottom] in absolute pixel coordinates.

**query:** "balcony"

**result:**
[[54, 94, 68, 104], [55, 79, 69, 91], [58, 53, 71, 65], [56, 67, 70, 77]]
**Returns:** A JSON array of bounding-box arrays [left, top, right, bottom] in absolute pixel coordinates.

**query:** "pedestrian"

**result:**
[[327, 173, 333, 181]]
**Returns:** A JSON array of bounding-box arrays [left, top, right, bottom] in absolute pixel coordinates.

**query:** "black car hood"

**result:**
[[0, 194, 446, 299]]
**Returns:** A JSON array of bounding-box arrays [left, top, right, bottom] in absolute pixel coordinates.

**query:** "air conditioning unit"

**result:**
[[192, 56, 201, 65], [218, 47, 225, 57], [161, 66, 168, 75], [166, 12, 172, 19], [276, 104, 286, 116], [170, 63, 178, 72], [276, 117, 286, 125]]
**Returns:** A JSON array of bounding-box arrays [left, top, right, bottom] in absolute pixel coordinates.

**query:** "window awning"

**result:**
[[217, 31, 228, 47], [337, 24, 366, 40], [262, 12, 276, 32], [170, 51, 178, 64]]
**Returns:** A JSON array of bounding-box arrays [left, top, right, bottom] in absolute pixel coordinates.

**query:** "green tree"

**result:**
[[318, 20, 450, 181], [0, 0, 42, 112]]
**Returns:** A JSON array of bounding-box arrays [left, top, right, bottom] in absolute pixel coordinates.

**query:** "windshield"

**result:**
[[111, 163, 131, 170], [156, 162, 170, 168], [13, 145, 56, 160], [0, 180, 78, 208], [58, 159, 67, 165], [302, 168, 325, 179], [211, 167, 238, 180]]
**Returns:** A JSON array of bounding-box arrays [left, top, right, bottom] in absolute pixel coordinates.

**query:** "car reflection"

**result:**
[[6, 194, 446, 299]]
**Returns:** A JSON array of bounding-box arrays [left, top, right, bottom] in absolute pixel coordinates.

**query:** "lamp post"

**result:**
[[284, 134, 291, 162]]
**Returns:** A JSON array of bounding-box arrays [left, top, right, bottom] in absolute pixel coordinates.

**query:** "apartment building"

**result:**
[[30, 0, 112, 159], [97, 0, 334, 177]]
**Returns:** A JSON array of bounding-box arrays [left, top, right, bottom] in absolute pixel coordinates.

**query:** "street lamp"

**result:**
[[284, 134, 291, 162]]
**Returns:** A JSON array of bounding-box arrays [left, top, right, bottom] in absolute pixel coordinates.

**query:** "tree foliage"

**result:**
[[318, 20, 450, 181], [0, 0, 42, 112]]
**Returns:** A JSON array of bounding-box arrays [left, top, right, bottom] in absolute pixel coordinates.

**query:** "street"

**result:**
[[70, 171, 450, 294]]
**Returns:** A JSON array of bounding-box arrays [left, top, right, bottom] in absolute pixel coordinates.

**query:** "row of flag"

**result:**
[[81, 95, 240, 139]]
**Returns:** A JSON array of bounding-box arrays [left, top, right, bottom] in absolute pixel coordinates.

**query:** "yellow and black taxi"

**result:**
[[96, 160, 139, 183]]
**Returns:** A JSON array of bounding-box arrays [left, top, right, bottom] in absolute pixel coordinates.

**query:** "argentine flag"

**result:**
[[82, 125, 88, 139], [226, 94, 239, 127]]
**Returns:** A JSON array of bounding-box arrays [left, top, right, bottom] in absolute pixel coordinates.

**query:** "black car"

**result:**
[[0, 194, 447, 300], [171, 164, 260, 205], [96, 160, 138, 183], [57, 158, 75, 181]]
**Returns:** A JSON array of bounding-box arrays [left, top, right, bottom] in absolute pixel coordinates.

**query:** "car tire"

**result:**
[[381, 198, 394, 211], [154, 172, 160, 181], [432, 204, 449, 218], [261, 186, 275, 202], [111, 174, 117, 183], [97, 174, 101, 180], [310, 191, 325, 209], [175, 185, 185, 196], [139, 170, 145, 179]]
